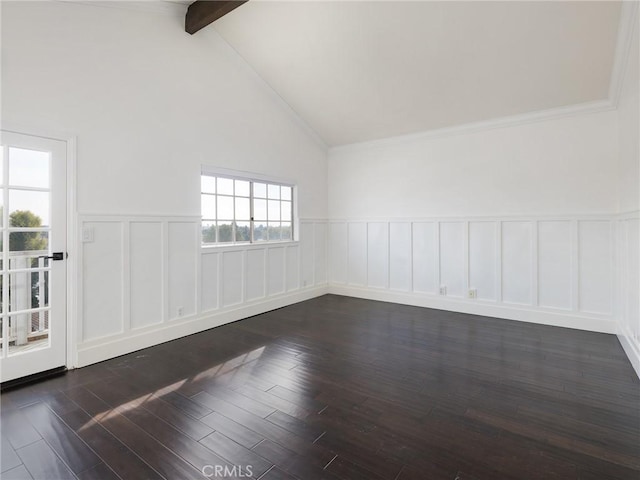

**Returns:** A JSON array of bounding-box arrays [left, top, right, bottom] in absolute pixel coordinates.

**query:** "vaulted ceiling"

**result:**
[[185, 1, 623, 147]]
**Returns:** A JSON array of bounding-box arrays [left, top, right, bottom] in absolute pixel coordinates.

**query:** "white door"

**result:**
[[0, 131, 67, 383]]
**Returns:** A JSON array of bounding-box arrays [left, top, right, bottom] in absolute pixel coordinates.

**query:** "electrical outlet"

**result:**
[[439, 285, 447, 295], [177, 306, 183, 317], [468, 288, 477, 299], [82, 226, 94, 243]]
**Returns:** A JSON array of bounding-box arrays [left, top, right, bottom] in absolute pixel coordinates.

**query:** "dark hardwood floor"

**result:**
[[1, 294, 639, 480]]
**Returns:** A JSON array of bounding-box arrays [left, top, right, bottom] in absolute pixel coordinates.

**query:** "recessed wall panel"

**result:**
[[412, 222, 437, 294], [329, 223, 347, 284], [538, 221, 572, 310], [246, 249, 265, 301], [222, 250, 243, 307], [201, 252, 219, 311], [83, 222, 123, 341], [439, 222, 465, 297], [286, 245, 300, 292], [300, 223, 314, 288], [168, 222, 197, 319], [389, 222, 411, 291], [367, 222, 389, 289], [348, 223, 367, 286], [268, 247, 285, 296], [502, 221, 532, 305], [469, 222, 497, 301], [314, 223, 327, 284], [130, 222, 162, 329], [579, 221, 612, 315]]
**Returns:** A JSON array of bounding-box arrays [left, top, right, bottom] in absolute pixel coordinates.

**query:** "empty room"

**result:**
[[0, 0, 639, 479]]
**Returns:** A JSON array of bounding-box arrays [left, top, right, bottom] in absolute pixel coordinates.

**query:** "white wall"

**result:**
[[329, 110, 618, 219], [1, 2, 328, 366], [616, 16, 640, 376], [327, 111, 621, 333]]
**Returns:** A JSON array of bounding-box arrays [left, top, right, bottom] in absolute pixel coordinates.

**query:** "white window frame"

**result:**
[[201, 166, 297, 247]]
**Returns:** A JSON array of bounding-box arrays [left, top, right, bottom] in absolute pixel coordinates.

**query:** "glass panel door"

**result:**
[[0, 131, 67, 383]]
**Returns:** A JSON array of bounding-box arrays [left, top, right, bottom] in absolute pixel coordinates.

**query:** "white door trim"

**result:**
[[0, 127, 78, 372]]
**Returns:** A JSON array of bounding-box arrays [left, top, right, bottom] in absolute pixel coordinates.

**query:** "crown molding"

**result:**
[[608, 0, 639, 108], [58, 1, 187, 17], [329, 99, 615, 155]]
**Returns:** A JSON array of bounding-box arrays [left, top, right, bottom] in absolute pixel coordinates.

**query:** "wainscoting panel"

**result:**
[[130, 222, 163, 329], [286, 245, 300, 292], [328, 215, 617, 334], [314, 223, 328, 285], [538, 220, 572, 310], [301, 223, 315, 288], [329, 222, 347, 284], [367, 222, 389, 289], [502, 221, 533, 306], [267, 247, 285, 296], [389, 222, 412, 292], [617, 214, 640, 376], [245, 248, 266, 302], [77, 215, 328, 367], [168, 222, 198, 320], [579, 220, 613, 315], [348, 223, 367, 286], [222, 250, 244, 307], [469, 221, 497, 301], [440, 222, 466, 298], [201, 251, 219, 312], [82, 222, 124, 341], [412, 222, 438, 294]]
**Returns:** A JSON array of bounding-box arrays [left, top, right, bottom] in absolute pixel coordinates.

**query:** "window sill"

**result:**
[[201, 240, 300, 253]]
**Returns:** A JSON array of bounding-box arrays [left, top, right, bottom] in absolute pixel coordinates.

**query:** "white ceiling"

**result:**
[[208, 1, 621, 147]]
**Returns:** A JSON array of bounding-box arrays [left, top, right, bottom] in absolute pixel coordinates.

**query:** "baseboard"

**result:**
[[328, 285, 617, 334], [618, 323, 640, 379], [76, 286, 328, 368]]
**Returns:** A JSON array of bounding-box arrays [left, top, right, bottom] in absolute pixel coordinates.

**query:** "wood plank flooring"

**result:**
[[1, 294, 639, 480]]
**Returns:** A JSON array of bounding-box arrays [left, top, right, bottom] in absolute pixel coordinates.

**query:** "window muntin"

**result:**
[[201, 174, 294, 245]]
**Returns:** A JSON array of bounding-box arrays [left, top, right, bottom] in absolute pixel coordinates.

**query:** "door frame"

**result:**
[[1, 126, 78, 372]]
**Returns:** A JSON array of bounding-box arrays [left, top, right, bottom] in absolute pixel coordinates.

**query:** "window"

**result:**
[[201, 172, 294, 245]]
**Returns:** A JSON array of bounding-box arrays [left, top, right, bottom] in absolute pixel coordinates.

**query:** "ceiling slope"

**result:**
[[212, 1, 622, 147]]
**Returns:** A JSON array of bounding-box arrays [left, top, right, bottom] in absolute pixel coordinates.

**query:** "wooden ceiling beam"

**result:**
[[186, 1, 248, 35]]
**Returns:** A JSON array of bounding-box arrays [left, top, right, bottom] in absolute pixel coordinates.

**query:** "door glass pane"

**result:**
[[9, 190, 50, 227], [9, 147, 49, 188], [8, 271, 48, 312], [9, 231, 48, 253], [8, 313, 49, 356]]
